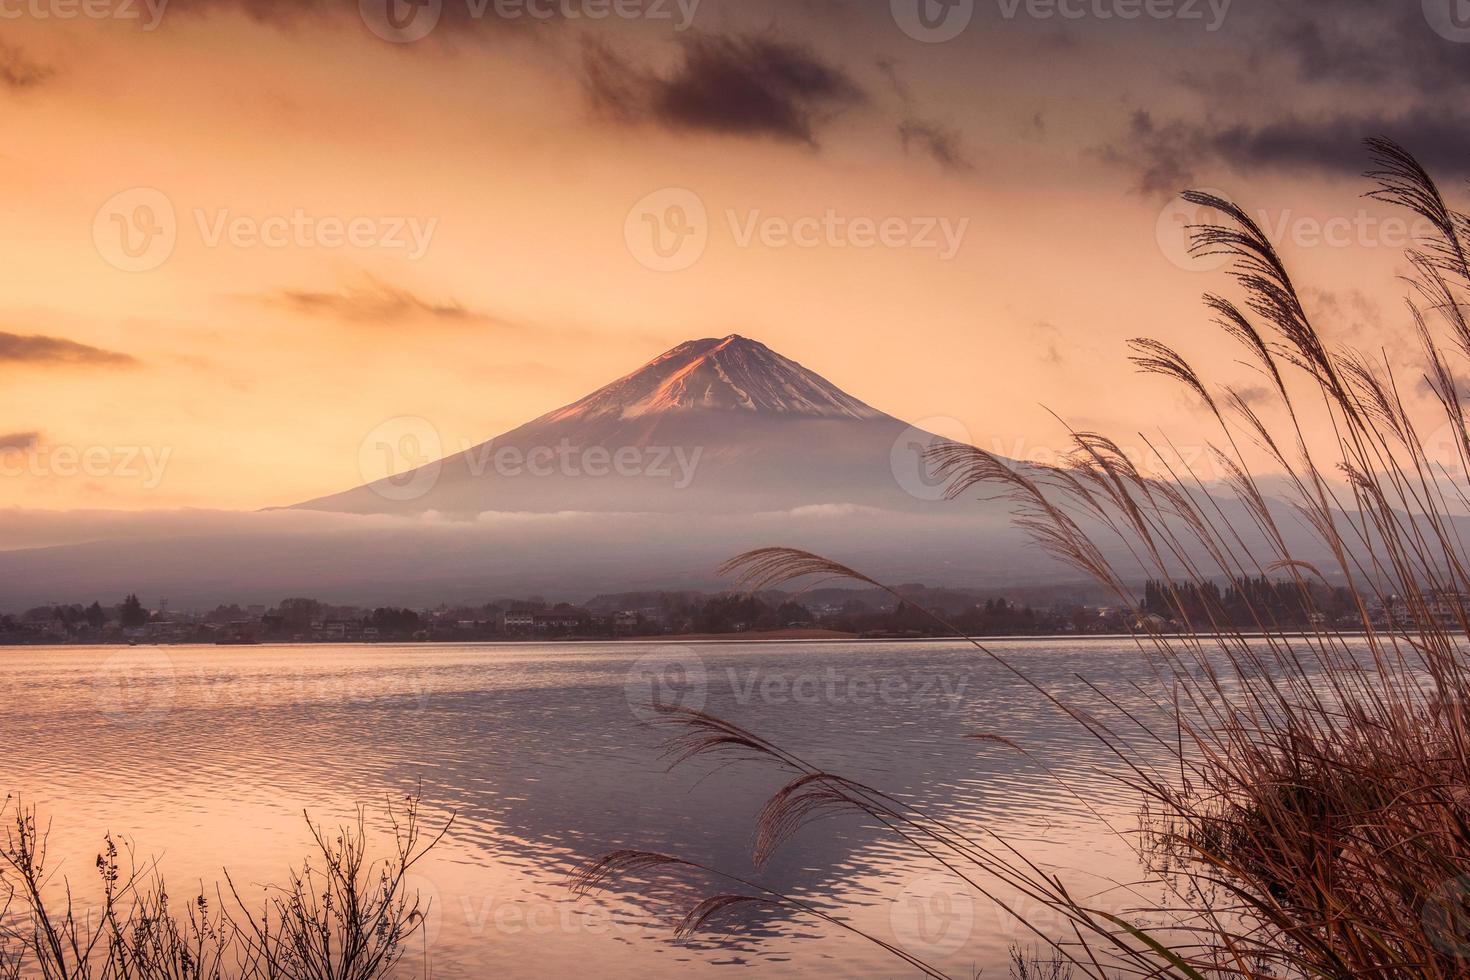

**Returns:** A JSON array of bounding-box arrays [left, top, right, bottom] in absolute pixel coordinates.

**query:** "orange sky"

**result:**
[[1, 0, 1460, 510]]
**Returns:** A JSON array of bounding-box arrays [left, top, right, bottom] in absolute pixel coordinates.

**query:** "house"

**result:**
[[1131, 613, 1168, 633], [533, 612, 584, 632], [1422, 590, 1470, 628], [501, 611, 536, 631]]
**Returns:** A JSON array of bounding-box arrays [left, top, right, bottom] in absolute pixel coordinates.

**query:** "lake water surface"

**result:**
[[0, 639, 1178, 977]]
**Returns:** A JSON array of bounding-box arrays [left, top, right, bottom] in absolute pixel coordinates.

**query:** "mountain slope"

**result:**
[[543, 335, 884, 424], [295, 335, 969, 516]]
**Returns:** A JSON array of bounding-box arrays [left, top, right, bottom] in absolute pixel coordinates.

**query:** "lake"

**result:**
[[0, 639, 1175, 978]]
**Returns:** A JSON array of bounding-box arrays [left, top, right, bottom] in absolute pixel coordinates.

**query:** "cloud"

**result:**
[[0, 333, 137, 368], [1208, 109, 1470, 178], [583, 33, 865, 144], [163, 0, 550, 33], [1027, 320, 1069, 366], [874, 57, 910, 103], [1099, 4, 1470, 190], [1231, 385, 1273, 408], [0, 431, 39, 452], [267, 280, 508, 326], [1095, 109, 1214, 196], [898, 117, 973, 173], [1269, 5, 1470, 93], [874, 58, 973, 171], [1105, 106, 1470, 193], [0, 43, 53, 91]]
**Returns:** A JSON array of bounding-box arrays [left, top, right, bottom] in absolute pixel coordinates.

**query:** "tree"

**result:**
[[119, 594, 148, 628], [369, 608, 421, 635], [85, 602, 106, 629], [275, 598, 324, 629]]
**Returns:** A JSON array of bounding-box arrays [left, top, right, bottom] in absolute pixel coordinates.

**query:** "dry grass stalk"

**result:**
[[0, 793, 451, 980], [579, 139, 1470, 979]]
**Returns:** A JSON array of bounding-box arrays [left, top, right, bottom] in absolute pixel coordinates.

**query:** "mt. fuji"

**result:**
[[296, 335, 975, 516], [0, 336, 1266, 606]]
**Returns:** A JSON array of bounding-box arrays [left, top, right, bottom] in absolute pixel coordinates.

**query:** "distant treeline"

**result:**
[[1140, 576, 1357, 628], [2, 576, 1367, 645], [0, 588, 1132, 643]]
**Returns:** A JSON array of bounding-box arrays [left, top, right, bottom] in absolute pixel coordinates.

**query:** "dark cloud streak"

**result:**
[[898, 117, 974, 172], [0, 432, 39, 452], [1104, 106, 1470, 193], [267, 280, 508, 327], [583, 34, 865, 144], [0, 333, 136, 368], [875, 57, 973, 172], [0, 43, 53, 91]]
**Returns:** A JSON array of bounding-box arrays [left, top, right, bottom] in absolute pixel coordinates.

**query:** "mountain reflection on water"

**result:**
[[0, 639, 1184, 978]]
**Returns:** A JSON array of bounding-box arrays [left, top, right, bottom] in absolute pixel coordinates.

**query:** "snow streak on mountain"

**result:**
[[541, 335, 884, 423]]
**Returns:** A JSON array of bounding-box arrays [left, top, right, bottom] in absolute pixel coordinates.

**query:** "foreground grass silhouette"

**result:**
[[0, 794, 451, 980], [577, 139, 1470, 978]]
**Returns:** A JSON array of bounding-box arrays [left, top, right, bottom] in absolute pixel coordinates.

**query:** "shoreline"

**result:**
[[0, 629, 1385, 650]]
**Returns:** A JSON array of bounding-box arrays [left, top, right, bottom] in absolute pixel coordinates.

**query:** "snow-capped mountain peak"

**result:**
[[540, 334, 884, 423]]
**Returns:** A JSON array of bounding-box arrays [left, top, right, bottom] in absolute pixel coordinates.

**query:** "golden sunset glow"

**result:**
[[3, 1, 1444, 513]]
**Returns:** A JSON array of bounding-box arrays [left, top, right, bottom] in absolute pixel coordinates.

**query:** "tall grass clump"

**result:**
[[0, 793, 450, 980], [577, 139, 1470, 978]]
